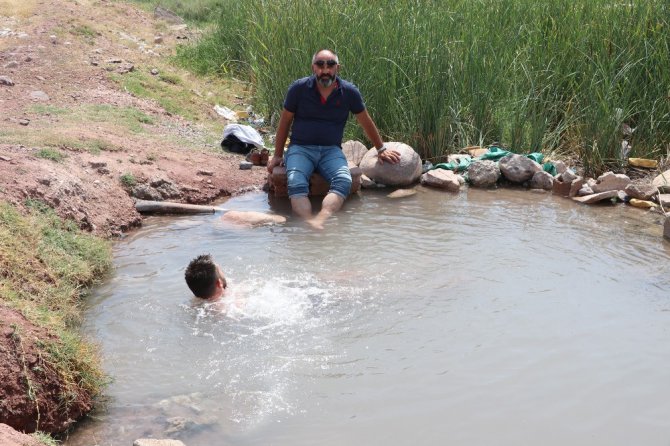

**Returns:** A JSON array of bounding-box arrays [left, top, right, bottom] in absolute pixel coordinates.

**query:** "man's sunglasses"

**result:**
[[314, 60, 338, 68]]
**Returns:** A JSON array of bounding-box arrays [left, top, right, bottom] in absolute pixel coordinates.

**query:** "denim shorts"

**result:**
[[284, 144, 352, 198]]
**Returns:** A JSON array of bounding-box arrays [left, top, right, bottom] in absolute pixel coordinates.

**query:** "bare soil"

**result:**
[[0, 0, 268, 238], [0, 0, 267, 436]]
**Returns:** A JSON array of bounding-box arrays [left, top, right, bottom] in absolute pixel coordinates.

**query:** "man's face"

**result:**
[[312, 51, 339, 87]]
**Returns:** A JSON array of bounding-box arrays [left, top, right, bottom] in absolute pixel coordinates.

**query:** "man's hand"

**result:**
[[267, 154, 284, 173], [378, 149, 401, 164]]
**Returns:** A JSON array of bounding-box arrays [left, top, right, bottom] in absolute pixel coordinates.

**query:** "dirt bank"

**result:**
[[0, 0, 267, 438], [0, 0, 268, 237]]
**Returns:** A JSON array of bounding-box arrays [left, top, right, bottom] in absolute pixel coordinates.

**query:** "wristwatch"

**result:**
[[377, 144, 388, 155]]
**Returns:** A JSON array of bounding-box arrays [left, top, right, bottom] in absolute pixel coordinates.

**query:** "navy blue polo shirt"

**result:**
[[284, 75, 366, 147]]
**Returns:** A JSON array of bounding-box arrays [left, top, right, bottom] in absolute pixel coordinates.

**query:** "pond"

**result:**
[[66, 188, 670, 446]]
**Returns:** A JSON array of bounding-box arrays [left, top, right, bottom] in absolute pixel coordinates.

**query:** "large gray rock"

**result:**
[[592, 171, 631, 193], [624, 182, 658, 200], [529, 170, 554, 190], [359, 142, 421, 187], [341, 140, 368, 166], [499, 154, 542, 183], [468, 160, 500, 187], [420, 169, 463, 192]]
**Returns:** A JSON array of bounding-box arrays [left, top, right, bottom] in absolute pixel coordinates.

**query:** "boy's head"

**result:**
[[184, 254, 227, 299]]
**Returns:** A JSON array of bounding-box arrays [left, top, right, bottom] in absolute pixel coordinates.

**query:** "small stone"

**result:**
[[559, 169, 578, 183], [552, 160, 567, 175], [0, 156, 12, 162], [107, 58, 122, 64], [387, 188, 416, 198], [625, 182, 658, 201], [360, 174, 376, 189], [37, 177, 51, 186], [657, 194, 670, 208], [24, 56, 32, 62], [18, 119, 29, 126], [88, 159, 108, 168], [239, 161, 253, 170], [49, 35, 57, 44], [572, 190, 619, 204], [117, 63, 134, 74], [0, 76, 14, 86], [151, 68, 159, 75], [90, 60, 99, 66], [35, 75, 45, 81], [29, 90, 49, 101], [578, 184, 594, 196], [628, 198, 657, 209], [4, 61, 18, 69], [154, 35, 164, 44], [197, 170, 214, 176], [529, 170, 554, 190], [133, 440, 186, 446]]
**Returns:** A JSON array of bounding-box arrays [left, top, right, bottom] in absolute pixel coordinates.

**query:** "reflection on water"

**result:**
[[66, 188, 670, 446]]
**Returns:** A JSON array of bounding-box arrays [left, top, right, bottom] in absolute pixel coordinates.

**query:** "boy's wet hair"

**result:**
[[184, 254, 219, 298]]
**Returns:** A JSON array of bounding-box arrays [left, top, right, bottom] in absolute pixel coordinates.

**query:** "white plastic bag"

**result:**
[[221, 124, 265, 150]]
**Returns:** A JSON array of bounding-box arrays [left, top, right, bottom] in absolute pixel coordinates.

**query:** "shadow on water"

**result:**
[[66, 188, 670, 446]]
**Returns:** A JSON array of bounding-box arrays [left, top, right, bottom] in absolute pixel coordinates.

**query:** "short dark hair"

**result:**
[[184, 254, 222, 298]]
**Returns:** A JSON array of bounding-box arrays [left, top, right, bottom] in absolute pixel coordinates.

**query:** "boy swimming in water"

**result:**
[[184, 254, 227, 301]]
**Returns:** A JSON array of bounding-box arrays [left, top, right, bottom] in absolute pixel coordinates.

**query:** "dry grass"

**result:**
[[0, 0, 37, 17]]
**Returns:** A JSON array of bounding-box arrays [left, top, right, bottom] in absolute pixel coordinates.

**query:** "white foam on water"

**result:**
[[181, 273, 362, 431]]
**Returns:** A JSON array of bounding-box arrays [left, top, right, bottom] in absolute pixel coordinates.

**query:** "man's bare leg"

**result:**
[[307, 192, 344, 230], [290, 196, 313, 220]]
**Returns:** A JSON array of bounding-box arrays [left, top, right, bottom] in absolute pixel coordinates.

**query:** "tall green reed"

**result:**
[[178, 0, 670, 174]]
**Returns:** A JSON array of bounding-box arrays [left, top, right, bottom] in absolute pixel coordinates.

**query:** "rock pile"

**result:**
[[341, 141, 670, 240]]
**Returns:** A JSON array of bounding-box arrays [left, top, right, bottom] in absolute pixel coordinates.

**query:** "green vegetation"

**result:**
[[177, 0, 670, 175], [0, 201, 112, 410], [120, 172, 137, 188], [130, 0, 223, 23], [70, 23, 97, 45], [84, 104, 155, 132], [110, 70, 199, 120], [70, 24, 97, 38], [36, 148, 66, 162], [159, 72, 183, 85], [29, 105, 69, 116], [31, 431, 60, 446]]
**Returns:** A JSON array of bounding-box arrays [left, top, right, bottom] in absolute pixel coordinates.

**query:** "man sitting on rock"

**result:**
[[184, 254, 227, 301], [267, 48, 401, 229]]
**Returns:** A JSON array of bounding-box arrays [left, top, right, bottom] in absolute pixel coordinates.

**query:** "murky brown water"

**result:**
[[65, 187, 670, 446]]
